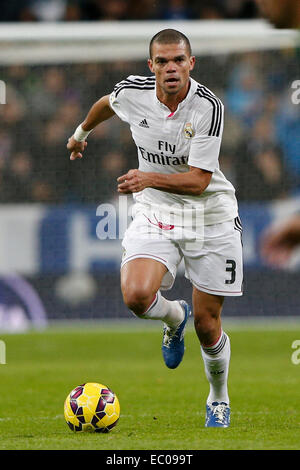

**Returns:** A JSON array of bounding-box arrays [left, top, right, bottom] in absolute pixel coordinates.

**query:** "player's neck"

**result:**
[[156, 80, 191, 113]]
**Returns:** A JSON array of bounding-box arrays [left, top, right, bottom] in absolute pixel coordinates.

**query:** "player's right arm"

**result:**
[[67, 95, 115, 160]]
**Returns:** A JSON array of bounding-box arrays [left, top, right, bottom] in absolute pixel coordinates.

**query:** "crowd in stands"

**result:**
[[0, 0, 259, 22], [0, 45, 299, 206]]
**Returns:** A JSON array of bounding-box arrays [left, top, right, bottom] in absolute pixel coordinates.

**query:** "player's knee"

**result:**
[[122, 282, 155, 316], [194, 306, 221, 336]]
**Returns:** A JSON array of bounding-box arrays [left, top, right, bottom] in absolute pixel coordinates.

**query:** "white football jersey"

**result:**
[[109, 75, 238, 225]]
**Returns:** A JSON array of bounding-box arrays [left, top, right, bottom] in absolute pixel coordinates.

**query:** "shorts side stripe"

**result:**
[[191, 279, 243, 296], [122, 253, 168, 264]]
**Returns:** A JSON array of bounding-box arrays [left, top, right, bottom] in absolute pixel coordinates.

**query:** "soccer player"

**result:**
[[67, 29, 243, 428]]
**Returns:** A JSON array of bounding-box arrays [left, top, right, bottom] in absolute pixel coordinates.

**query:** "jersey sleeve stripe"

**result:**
[[200, 86, 223, 137], [114, 77, 155, 88], [115, 84, 155, 97], [126, 77, 155, 83], [195, 89, 218, 136], [197, 86, 222, 137], [114, 77, 155, 92], [195, 86, 223, 137]]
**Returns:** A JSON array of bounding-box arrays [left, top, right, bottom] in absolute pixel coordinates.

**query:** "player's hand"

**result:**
[[67, 135, 88, 160], [117, 169, 150, 194], [260, 216, 300, 267]]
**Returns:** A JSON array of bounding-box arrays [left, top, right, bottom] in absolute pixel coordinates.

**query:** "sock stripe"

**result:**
[[202, 333, 227, 356], [204, 331, 222, 348], [143, 293, 159, 314]]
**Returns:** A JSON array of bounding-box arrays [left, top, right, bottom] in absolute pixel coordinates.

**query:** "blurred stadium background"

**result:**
[[0, 0, 299, 331]]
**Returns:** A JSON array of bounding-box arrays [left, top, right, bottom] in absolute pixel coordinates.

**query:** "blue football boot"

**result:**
[[205, 401, 230, 428], [162, 300, 191, 369]]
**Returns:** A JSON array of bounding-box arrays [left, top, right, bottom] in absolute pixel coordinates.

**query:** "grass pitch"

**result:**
[[0, 321, 300, 450]]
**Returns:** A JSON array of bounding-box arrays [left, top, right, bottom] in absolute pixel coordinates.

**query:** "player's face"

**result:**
[[148, 41, 195, 96]]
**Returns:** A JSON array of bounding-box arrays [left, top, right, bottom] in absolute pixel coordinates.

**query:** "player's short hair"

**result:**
[[149, 29, 192, 58]]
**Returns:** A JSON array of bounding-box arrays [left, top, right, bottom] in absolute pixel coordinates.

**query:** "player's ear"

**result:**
[[189, 56, 195, 71], [148, 58, 154, 73]]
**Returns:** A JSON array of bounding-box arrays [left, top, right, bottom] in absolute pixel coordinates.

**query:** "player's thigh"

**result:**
[[183, 219, 243, 297], [121, 207, 183, 292], [121, 258, 168, 302]]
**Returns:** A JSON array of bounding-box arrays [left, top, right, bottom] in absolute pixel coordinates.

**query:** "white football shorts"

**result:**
[[121, 204, 243, 296]]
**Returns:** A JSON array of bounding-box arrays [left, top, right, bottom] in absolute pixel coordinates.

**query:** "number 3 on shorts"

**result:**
[[225, 259, 236, 284]]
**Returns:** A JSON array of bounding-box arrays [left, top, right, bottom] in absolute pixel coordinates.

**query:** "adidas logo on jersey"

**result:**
[[139, 119, 149, 128]]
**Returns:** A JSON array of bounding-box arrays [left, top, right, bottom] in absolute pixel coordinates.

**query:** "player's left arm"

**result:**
[[117, 166, 212, 195]]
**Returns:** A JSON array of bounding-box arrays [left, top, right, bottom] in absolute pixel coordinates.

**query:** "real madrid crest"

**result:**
[[184, 122, 195, 139]]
